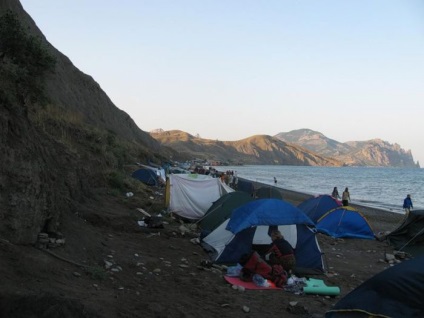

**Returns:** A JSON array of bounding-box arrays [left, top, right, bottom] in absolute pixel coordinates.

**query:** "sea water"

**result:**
[[215, 165, 423, 213]]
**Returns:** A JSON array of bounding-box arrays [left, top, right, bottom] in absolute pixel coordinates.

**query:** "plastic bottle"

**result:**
[[252, 274, 270, 287], [226, 264, 242, 277]]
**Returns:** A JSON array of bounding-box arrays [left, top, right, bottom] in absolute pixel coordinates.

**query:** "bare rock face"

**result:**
[[342, 139, 418, 167]]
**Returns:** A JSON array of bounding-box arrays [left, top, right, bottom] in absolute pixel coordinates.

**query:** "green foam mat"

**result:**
[[303, 278, 340, 296]]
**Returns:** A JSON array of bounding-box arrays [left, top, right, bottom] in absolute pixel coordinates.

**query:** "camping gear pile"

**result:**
[[239, 251, 288, 288]]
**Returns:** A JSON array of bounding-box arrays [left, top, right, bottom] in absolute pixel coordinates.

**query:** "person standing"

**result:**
[[403, 194, 413, 215], [332, 187, 340, 199], [274, 177, 277, 185], [342, 187, 350, 206]]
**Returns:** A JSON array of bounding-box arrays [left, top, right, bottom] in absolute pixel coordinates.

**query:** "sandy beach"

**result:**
[[0, 179, 407, 318]]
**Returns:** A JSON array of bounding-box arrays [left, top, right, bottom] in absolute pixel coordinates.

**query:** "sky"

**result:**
[[20, 0, 424, 165]]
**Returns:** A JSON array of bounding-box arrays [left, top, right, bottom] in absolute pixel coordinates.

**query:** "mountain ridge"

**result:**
[[150, 130, 343, 166], [151, 128, 419, 168]]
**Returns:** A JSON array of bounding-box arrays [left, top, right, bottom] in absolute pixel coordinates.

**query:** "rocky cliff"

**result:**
[[275, 129, 419, 168]]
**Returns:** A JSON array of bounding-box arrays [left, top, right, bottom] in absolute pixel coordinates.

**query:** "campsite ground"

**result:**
[[0, 185, 406, 318]]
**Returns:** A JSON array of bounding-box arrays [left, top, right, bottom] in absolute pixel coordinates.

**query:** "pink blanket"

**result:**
[[224, 275, 281, 290]]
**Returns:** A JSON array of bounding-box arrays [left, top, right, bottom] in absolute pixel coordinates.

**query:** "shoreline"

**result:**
[[216, 165, 422, 212], [240, 177, 405, 233]]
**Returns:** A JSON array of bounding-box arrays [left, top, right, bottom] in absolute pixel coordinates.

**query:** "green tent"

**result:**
[[198, 191, 254, 233]]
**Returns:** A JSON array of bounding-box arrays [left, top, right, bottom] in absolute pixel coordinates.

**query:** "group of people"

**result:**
[[332, 187, 414, 215], [331, 187, 351, 206]]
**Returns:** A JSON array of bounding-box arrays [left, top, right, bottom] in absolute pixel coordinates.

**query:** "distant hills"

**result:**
[[151, 129, 419, 168]]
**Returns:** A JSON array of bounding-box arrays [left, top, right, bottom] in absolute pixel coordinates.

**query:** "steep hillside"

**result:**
[[150, 130, 343, 166], [275, 129, 418, 167], [0, 1, 171, 244]]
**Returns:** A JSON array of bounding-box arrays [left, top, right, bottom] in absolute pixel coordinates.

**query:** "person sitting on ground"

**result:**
[[264, 230, 296, 273]]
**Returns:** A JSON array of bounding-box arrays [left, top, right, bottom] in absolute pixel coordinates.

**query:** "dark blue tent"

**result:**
[[316, 206, 375, 240], [202, 199, 326, 274], [131, 168, 158, 186], [386, 210, 424, 257], [298, 195, 342, 223], [326, 256, 424, 318]]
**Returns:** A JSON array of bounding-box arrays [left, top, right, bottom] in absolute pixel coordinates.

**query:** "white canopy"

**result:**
[[168, 174, 234, 220]]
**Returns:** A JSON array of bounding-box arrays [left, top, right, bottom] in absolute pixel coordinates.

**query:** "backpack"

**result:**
[[239, 251, 287, 287]]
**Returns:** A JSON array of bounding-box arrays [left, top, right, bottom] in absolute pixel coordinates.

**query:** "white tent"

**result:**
[[167, 174, 234, 220]]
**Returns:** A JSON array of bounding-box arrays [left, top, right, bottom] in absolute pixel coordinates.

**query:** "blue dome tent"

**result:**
[[297, 194, 342, 223], [201, 199, 326, 274], [316, 206, 375, 240]]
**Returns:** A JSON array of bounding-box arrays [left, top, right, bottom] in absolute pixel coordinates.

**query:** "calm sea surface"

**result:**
[[214, 165, 423, 214]]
